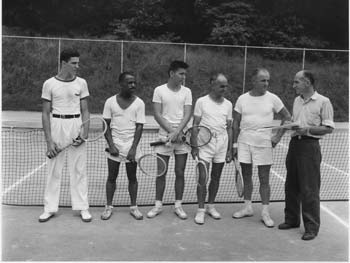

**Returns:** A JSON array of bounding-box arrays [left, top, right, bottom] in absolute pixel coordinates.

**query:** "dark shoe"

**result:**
[[302, 232, 317, 241], [278, 222, 300, 230]]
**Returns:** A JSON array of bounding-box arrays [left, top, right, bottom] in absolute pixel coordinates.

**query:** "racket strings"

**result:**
[[138, 154, 166, 177], [187, 126, 212, 147]]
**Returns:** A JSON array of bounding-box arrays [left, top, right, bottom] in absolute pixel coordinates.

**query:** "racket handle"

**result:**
[[150, 141, 166, 147]]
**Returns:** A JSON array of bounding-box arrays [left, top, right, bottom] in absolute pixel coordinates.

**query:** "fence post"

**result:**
[[121, 40, 124, 73], [57, 38, 61, 73], [242, 45, 248, 94]]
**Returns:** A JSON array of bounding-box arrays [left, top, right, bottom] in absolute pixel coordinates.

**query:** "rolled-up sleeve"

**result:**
[[321, 98, 335, 128]]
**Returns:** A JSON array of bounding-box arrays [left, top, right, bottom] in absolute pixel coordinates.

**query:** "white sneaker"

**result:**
[[147, 206, 162, 218], [101, 205, 113, 220], [232, 206, 254, 218], [174, 206, 187, 220], [207, 206, 221, 220], [80, 209, 92, 222], [261, 212, 274, 228], [38, 212, 54, 223], [130, 207, 143, 220], [194, 209, 206, 225]]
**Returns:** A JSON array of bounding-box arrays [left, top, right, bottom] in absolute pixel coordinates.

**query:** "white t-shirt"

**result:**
[[41, 76, 89, 114], [235, 91, 284, 147], [103, 95, 145, 142], [152, 84, 192, 134], [194, 95, 232, 135]]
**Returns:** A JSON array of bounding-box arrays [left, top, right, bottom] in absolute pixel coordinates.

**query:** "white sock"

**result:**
[[130, 205, 137, 210], [207, 204, 215, 209], [174, 200, 182, 208], [197, 208, 206, 212], [155, 200, 163, 208], [244, 200, 252, 208], [262, 204, 269, 214]]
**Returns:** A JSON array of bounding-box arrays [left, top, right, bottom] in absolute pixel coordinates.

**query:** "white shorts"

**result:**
[[105, 137, 142, 163], [154, 134, 190, 156], [199, 133, 228, 163], [238, 142, 273, 165]]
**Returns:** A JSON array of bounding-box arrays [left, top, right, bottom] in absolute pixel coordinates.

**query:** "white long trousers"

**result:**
[[44, 117, 89, 212]]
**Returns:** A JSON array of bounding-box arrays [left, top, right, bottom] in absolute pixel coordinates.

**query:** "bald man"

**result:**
[[232, 68, 291, 228], [191, 73, 233, 224], [278, 70, 334, 241]]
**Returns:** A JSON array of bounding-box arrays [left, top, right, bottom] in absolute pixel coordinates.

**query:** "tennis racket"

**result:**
[[256, 122, 300, 132], [233, 157, 244, 198], [105, 148, 167, 177], [150, 125, 212, 147], [48, 116, 107, 158], [194, 157, 208, 187]]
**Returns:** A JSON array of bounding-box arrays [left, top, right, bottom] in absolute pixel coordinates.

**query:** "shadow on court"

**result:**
[[2, 202, 348, 261]]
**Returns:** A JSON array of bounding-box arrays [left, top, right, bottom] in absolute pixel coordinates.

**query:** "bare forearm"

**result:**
[[131, 124, 143, 149], [42, 113, 52, 144]]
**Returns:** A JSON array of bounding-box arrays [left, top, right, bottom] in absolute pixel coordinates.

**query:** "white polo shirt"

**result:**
[[41, 76, 89, 114]]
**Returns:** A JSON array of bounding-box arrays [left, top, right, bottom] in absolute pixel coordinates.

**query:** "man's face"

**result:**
[[62, 57, 79, 76], [121, 75, 136, 95], [170, 68, 186, 85], [212, 75, 228, 97], [253, 70, 270, 93], [293, 71, 308, 95]]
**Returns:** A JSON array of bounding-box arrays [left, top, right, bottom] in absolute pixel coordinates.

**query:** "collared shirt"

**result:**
[[292, 91, 335, 139]]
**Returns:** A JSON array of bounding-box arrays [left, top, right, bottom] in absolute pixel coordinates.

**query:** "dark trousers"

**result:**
[[284, 137, 321, 234]]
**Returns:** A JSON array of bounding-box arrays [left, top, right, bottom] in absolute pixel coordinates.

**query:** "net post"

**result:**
[[302, 48, 306, 70]]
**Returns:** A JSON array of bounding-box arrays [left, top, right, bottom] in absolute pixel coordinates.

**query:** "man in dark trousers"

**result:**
[[278, 70, 334, 241]]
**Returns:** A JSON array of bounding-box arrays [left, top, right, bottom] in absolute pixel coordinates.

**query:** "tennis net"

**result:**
[[2, 126, 348, 206]]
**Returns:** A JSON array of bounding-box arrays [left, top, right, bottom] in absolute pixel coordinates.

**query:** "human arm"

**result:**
[[271, 106, 292, 147], [73, 97, 90, 146], [190, 115, 202, 160], [42, 100, 59, 158], [225, 119, 233, 163], [232, 110, 241, 157], [104, 118, 119, 156], [127, 123, 143, 162]]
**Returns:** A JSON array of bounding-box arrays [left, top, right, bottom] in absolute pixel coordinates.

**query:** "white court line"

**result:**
[[278, 142, 349, 176], [271, 168, 349, 229], [2, 161, 47, 196]]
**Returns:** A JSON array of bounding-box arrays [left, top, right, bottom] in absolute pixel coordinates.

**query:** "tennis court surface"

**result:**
[[1, 111, 349, 261]]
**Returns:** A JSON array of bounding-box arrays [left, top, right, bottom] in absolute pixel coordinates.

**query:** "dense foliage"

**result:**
[[3, 0, 348, 49]]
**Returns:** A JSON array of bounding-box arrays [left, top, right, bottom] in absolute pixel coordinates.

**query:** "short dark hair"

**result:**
[[60, 48, 80, 63], [302, 70, 315, 85], [168, 60, 189, 75], [118, 71, 134, 83]]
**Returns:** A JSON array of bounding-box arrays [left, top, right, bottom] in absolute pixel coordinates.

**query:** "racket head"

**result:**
[[80, 116, 107, 142], [194, 157, 208, 186], [233, 157, 244, 197], [138, 154, 167, 177], [184, 125, 212, 147]]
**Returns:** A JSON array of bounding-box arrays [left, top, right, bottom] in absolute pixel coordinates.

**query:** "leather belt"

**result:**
[[52, 114, 80, 119], [293, 135, 319, 140]]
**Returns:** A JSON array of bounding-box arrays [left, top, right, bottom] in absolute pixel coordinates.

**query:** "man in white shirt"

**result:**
[[147, 61, 192, 220], [39, 48, 92, 223], [101, 72, 145, 220], [232, 68, 291, 228], [191, 73, 233, 225]]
